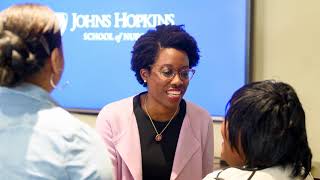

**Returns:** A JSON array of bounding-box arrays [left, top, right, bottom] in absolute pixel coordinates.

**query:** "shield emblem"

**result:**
[[55, 12, 68, 36]]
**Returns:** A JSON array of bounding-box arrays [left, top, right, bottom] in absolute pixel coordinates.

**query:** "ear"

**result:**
[[221, 121, 228, 140], [49, 48, 64, 75], [140, 68, 150, 82]]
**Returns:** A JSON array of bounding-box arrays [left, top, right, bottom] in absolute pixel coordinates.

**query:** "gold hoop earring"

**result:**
[[50, 74, 57, 89]]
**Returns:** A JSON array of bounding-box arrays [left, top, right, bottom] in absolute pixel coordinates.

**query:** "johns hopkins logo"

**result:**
[[55, 12, 68, 36]]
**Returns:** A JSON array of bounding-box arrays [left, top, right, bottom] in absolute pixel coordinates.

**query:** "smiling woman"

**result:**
[[96, 24, 214, 180]]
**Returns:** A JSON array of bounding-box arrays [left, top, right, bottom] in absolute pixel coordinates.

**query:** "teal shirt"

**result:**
[[0, 83, 112, 180]]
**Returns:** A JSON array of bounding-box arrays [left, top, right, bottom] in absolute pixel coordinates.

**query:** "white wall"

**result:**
[[252, 0, 320, 162]]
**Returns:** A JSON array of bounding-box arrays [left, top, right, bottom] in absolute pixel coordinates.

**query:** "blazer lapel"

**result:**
[[170, 115, 200, 179], [114, 112, 142, 180]]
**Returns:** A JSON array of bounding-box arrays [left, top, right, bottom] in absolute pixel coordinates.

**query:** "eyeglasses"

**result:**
[[150, 65, 196, 81]]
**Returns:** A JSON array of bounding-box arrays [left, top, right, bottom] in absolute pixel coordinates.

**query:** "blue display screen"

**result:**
[[1, 1, 250, 117]]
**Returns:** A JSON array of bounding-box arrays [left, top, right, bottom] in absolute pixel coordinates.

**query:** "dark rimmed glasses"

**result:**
[[150, 65, 196, 81]]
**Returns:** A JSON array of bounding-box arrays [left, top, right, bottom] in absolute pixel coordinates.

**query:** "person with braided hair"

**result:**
[[203, 80, 313, 180], [0, 3, 112, 179]]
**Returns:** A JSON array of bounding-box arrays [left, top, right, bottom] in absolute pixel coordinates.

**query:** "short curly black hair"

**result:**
[[131, 24, 200, 87], [225, 80, 312, 178]]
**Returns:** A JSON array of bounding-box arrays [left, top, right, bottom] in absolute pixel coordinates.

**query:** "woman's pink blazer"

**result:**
[[96, 96, 214, 180]]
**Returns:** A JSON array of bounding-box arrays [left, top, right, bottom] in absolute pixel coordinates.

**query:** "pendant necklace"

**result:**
[[144, 95, 179, 142]]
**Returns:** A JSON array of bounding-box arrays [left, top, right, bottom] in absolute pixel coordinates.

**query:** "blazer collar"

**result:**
[[113, 101, 143, 180], [170, 113, 200, 179], [113, 98, 200, 180]]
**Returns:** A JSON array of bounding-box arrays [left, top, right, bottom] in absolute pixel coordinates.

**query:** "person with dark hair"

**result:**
[[0, 4, 112, 179], [96, 24, 213, 180], [203, 80, 313, 180]]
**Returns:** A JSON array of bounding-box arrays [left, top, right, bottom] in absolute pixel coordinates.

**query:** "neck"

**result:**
[[143, 93, 179, 122], [25, 58, 53, 92], [25, 71, 52, 93]]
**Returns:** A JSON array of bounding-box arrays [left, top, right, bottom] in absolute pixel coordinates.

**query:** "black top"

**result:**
[[133, 92, 186, 180]]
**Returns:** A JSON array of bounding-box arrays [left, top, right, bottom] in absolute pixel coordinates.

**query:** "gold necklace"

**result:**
[[144, 95, 179, 142]]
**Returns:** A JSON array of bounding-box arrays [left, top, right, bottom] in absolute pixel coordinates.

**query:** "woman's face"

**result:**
[[142, 48, 190, 110], [220, 121, 246, 167]]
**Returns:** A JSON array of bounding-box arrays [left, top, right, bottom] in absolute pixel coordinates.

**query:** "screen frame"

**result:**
[[0, 1, 253, 120], [67, 0, 253, 122]]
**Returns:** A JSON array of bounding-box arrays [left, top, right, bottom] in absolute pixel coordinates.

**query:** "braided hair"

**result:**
[[0, 3, 61, 86]]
